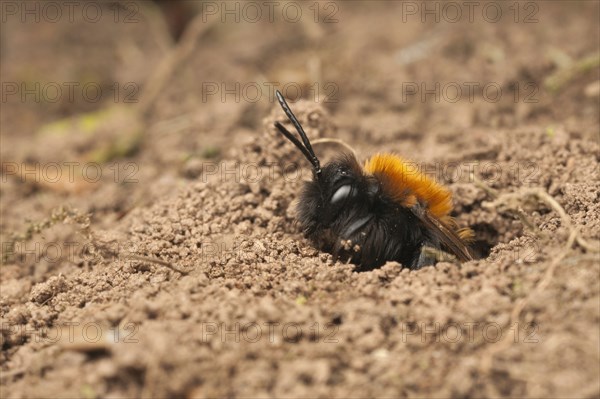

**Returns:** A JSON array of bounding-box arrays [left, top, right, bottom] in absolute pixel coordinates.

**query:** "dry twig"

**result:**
[[137, 13, 219, 117], [125, 254, 190, 275]]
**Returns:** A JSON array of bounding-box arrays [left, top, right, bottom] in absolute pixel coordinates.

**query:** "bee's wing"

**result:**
[[412, 207, 473, 262]]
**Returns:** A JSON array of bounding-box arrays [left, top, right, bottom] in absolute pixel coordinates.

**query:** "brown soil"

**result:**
[[1, 2, 599, 398]]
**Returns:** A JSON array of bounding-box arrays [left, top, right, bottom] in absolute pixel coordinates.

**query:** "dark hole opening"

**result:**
[[469, 222, 500, 259]]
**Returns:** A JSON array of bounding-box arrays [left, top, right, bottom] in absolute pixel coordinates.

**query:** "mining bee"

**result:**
[[273, 90, 473, 270]]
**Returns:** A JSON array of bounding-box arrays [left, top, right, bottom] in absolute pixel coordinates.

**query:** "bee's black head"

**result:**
[[273, 91, 378, 230], [300, 153, 380, 228]]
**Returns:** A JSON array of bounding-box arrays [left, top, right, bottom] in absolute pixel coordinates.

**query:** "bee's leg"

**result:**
[[413, 243, 437, 270]]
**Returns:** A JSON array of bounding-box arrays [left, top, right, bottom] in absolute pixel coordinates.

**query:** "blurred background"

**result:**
[[2, 1, 598, 232], [1, 2, 599, 397]]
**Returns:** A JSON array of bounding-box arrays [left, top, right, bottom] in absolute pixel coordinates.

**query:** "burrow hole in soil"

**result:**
[[468, 222, 500, 260]]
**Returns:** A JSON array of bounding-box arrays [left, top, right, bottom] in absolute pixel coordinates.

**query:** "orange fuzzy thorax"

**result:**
[[363, 153, 453, 218]]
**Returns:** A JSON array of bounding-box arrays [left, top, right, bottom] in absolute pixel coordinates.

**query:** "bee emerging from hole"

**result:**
[[273, 91, 473, 271]]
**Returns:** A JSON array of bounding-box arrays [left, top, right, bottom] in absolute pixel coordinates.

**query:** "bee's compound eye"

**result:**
[[331, 184, 352, 204]]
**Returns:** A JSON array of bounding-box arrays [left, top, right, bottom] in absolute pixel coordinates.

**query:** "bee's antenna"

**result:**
[[274, 90, 322, 175], [274, 122, 320, 169]]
